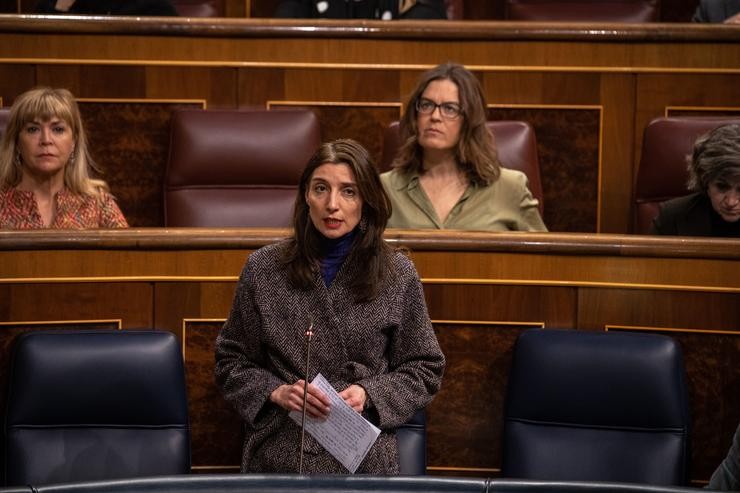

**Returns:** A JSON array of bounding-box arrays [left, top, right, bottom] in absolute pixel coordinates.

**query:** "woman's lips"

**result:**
[[324, 218, 342, 229]]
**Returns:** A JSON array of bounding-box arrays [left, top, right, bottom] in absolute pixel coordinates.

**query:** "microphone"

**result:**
[[298, 318, 314, 474]]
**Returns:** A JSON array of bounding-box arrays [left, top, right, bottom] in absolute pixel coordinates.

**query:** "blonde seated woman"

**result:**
[[0, 87, 127, 229], [381, 63, 547, 232]]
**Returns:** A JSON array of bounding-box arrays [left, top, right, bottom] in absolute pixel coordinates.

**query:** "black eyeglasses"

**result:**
[[416, 98, 463, 119]]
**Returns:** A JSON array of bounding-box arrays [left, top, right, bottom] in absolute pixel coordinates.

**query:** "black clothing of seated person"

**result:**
[[275, 0, 447, 19], [651, 124, 740, 237], [692, 0, 740, 23], [36, 0, 178, 15], [707, 422, 740, 491]]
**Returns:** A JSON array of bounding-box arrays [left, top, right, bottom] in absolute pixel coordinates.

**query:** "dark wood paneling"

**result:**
[[154, 282, 237, 341], [78, 100, 204, 227], [237, 67, 285, 108], [0, 283, 153, 326], [0, 65, 36, 104], [424, 284, 576, 327], [428, 323, 537, 473], [577, 288, 740, 331], [489, 107, 600, 232], [145, 66, 238, 109], [184, 320, 242, 470], [269, 102, 401, 168]]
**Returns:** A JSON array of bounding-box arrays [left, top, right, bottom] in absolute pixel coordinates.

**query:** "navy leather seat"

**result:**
[[397, 409, 427, 475], [490, 479, 704, 493], [502, 329, 690, 486], [4, 330, 191, 486]]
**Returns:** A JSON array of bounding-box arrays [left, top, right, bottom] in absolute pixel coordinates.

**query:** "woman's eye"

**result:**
[[342, 188, 356, 197], [313, 184, 327, 193], [53, 126, 67, 134], [25, 126, 39, 134], [714, 182, 730, 192]]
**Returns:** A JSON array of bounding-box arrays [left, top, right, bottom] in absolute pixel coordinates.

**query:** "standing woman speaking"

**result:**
[[215, 139, 445, 474]]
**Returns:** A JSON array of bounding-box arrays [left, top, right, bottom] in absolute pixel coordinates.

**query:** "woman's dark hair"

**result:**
[[282, 139, 394, 302], [393, 62, 501, 185], [687, 123, 740, 192]]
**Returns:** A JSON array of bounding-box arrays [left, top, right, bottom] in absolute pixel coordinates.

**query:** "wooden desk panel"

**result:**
[[0, 229, 738, 483]]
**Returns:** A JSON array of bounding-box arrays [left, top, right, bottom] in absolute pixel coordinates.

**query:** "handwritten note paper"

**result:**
[[289, 373, 380, 473]]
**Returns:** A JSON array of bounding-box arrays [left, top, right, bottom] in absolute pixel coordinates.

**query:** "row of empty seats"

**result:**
[[3, 329, 690, 487]]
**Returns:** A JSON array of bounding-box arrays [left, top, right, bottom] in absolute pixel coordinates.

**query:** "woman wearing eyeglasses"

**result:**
[[380, 63, 547, 231]]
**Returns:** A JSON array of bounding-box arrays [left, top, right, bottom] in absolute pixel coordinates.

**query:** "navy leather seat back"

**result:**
[[164, 108, 320, 227], [4, 330, 191, 486], [502, 329, 690, 486], [397, 410, 427, 475]]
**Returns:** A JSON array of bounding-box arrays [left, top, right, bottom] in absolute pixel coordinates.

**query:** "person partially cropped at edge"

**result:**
[[651, 123, 740, 237], [380, 62, 547, 232], [215, 139, 445, 473], [0, 87, 128, 229], [707, 422, 740, 491]]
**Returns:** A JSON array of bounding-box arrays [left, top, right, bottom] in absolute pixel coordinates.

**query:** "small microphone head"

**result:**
[[305, 318, 314, 338]]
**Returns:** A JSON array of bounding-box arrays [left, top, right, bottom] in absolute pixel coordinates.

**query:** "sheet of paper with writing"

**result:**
[[289, 373, 381, 473]]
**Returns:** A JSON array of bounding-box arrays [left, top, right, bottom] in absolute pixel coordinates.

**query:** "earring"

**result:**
[[13, 151, 21, 168], [68, 149, 76, 163]]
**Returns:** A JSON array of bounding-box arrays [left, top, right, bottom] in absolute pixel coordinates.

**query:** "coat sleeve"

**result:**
[[214, 259, 286, 428], [355, 259, 445, 429], [514, 172, 547, 232]]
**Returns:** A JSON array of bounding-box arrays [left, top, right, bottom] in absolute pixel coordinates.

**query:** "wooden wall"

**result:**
[[0, 18, 738, 233], [0, 229, 738, 485]]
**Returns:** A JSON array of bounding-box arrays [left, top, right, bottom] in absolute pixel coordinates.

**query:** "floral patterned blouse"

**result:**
[[0, 187, 128, 229]]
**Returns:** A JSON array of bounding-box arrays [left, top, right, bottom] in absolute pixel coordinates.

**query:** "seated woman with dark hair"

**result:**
[[651, 123, 740, 237], [215, 138, 444, 474], [0, 87, 128, 229], [380, 62, 546, 232]]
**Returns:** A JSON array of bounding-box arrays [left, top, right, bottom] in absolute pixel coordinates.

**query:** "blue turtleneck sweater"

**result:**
[[319, 229, 357, 287]]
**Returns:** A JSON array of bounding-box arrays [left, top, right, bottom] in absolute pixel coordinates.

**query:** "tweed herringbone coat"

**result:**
[[215, 241, 445, 474]]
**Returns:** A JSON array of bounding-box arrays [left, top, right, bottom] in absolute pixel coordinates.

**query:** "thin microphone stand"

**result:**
[[299, 319, 314, 474]]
